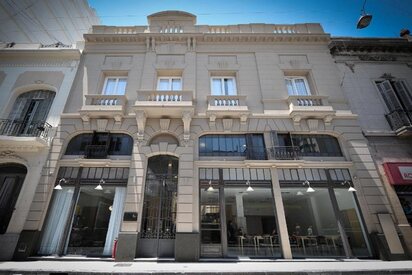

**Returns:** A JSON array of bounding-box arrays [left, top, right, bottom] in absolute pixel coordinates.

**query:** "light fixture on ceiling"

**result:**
[[207, 180, 214, 192], [356, 0, 372, 29], [54, 178, 66, 190], [303, 180, 315, 193], [246, 180, 254, 192], [342, 180, 357, 192], [296, 191, 304, 196], [95, 179, 104, 190]]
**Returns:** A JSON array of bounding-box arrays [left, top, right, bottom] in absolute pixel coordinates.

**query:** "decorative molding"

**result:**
[[292, 115, 302, 126], [182, 110, 193, 140], [0, 150, 25, 162], [358, 55, 397, 62], [240, 113, 249, 125], [380, 73, 395, 80], [324, 115, 334, 126], [208, 113, 217, 128], [96, 119, 108, 131], [136, 110, 147, 140], [159, 118, 171, 132], [222, 118, 233, 132], [307, 119, 319, 132]]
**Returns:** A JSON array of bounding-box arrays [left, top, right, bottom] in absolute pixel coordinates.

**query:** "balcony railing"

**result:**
[[137, 90, 193, 102], [85, 144, 108, 159], [288, 95, 328, 107], [85, 95, 127, 106], [385, 110, 412, 132], [207, 95, 247, 107], [0, 119, 51, 139], [267, 146, 300, 160]]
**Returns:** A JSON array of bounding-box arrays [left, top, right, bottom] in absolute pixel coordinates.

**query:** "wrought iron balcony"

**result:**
[[0, 119, 51, 138], [267, 146, 301, 160], [385, 110, 412, 135], [84, 144, 108, 159]]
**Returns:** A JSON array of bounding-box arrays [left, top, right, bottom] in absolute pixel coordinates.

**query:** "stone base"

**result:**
[[115, 232, 138, 262], [175, 232, 199, 262], [370, 232, 409, 261], [0, 233, 19, 260], [13, 230, 40, 260]]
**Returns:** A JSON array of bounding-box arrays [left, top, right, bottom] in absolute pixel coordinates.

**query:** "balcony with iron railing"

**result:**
[[385, 110, 412, 135], [84, 144, 109, 159], [79, 94, 127, 122], [0, 119, 52, 151], [134, 90, 194, 117], [267, 146, 301, 160]]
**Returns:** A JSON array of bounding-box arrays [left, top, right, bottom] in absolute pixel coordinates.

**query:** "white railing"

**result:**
[[137, 90, 193, 102], [85, 95, 127, 106], [288, 95, 329, 107], [208, 95, 247, 107]]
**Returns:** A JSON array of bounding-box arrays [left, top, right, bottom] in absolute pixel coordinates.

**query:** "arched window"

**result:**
[[65, 132, 133, 158], [4, 90, 55, 136], [0, 163, 27, 234]]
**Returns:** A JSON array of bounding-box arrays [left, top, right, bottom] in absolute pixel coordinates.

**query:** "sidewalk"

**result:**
[[1, 259, 412, 274]]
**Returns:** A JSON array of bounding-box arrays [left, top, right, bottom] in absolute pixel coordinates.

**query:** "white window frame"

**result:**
[[210, 77, 237, 96], [102, 77, 128, 95], [157, 77, 182, 91], [285, 76, 311, 96]]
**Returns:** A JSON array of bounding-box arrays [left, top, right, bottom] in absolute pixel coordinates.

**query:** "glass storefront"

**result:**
[[38, 167, 128, 257], [199, 167, 372, 259]]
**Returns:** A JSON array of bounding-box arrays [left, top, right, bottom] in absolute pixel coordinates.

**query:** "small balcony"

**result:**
[[287, 95, 335, 125], [80, 95, 127, 122], [0, 119, 52, 152], [206, 95, 250, 123], [267, 146, 301, 160], [134, 90, 194, 117], [385, 110, 412, 136]]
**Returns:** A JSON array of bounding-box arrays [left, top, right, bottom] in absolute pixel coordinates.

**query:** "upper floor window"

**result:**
[[211, 77, 237, 96], [65, 132, 133, 158], [103, 77, 127, 95], [274, 133, 342, 157], [157, 77, 182, 91], [376, 80, 412, 113], [285, 76, 310, 96], [199, 134, 265, 160]]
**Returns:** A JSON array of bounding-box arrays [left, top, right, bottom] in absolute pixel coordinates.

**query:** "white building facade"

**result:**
[[12, 11, 410, 261]]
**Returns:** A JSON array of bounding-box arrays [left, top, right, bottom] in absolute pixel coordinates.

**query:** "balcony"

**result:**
[[267, 146, 301, 160], [134, 90, 194, 117], [206, 95, 250, 124], [0, 119, 52, 152], [85, 144, 109, 159], [287, 95, 335, 125], [79, 95, 127, 122], [385, 110, 412, 136]]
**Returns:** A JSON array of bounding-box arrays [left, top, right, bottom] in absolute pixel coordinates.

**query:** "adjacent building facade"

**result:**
[[330, 37, 412, 257], [0, 0, 98, 260], [2, 10, 411, 261]]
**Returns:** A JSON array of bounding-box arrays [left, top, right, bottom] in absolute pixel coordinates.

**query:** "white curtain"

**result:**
[[38, 187, 74, 255], [116, 79, 127, 95], [103, 187, 126, 255], [225, 78, 236, 95], [295, 79, 309, 95], [212, 79, 222, 95], [285, 79, 294, 95], [158, 79, 169, 91], [171, 79, 182, 91], [104, 78, 117, 94]]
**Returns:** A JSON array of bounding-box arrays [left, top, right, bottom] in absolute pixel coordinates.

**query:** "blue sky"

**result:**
[[88, 0, 411, 38]]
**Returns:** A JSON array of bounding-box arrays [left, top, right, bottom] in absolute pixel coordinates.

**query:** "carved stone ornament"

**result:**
[[222, 118, 233, 132], [209, 113, 217, 128], [307, 119, 319, 132], [0, 150, 25, 162], [96, 119, 108, 131], [358, 55, 396, 62], [160, 118, 170, 132], [324, 115, 334, 126], [136, 110, 147, 140], [182, 110, 193, 140]]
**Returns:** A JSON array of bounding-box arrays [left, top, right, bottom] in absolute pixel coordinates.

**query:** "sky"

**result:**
[[88, 0, 411, 38]]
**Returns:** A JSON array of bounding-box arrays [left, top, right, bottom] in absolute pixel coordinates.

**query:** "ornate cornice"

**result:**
[[329, 38, 412, 56]]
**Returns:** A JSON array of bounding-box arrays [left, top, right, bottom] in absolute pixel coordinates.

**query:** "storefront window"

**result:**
[[200, 188, 221, 244], [334, 189, 371, 257], [282, 187, 345, 257], [225, 187, 279, 258]]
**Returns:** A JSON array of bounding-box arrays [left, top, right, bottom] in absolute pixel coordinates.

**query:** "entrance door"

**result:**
[[138, 155, 178, 258]]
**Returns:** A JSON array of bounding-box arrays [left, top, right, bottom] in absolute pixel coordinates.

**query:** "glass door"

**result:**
[[200, 187, 222, 257]]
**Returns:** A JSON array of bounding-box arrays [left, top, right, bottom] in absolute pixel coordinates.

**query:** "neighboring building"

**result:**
[[12, 11, 409, 261], [330, 37, 412, 257], [0, 0, 98, 260], [0, 0, 99, 45]]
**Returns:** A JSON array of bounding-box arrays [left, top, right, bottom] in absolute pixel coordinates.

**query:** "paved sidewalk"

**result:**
[[1, 259, 412, 274]]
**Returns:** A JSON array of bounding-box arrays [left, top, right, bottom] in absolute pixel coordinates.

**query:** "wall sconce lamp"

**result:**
[[207, 180, 214, 192], [246, 180, 254, 192], [303, 180, 315, 193], [54, 178, 66, 190], [95, 179, 104, 190], [342, 180, 357, 192]]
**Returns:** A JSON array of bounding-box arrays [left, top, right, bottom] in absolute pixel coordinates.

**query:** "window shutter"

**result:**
[[393, 81, 412, 111], [376, 80, 403, 112]]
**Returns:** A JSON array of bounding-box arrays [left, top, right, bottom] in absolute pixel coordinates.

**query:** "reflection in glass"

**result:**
[[334, 190, 371, 257], [225, 187, 280, 257], [66, 187, 115, 255], [282, 188, 345, 257], [201, 188, 221, 244]]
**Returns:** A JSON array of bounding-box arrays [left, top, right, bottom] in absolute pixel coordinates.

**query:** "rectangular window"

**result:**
[[376, 80, 412, 112], [103, 77, 127, 95], [157, 77, 182, 91], [274, 134, 342, 157], [285, 77, 310, 96], [211, 77, 236, 95]]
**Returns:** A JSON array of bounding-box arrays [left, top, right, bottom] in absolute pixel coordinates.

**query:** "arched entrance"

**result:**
[[138, 155, 179, 257], [0, 163, 27, 234]]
